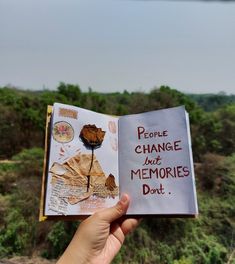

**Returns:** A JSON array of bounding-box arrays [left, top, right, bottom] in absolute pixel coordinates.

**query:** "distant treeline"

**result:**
[[0, 83, 235, 160], [189, 93, 235, 112]]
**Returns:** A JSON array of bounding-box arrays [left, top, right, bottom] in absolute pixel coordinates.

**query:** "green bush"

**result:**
[[0, 209, 30, 257], [44, 221, 79, 259], [173, 256, 193, 264], [12, 147, 44, 176]]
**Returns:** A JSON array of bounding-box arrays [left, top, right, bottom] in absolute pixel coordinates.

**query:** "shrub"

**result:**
[[0, 209, 30, 257], [44, 221, 79, 259]]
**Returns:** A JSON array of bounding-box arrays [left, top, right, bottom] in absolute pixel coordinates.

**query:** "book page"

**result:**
[[44, 103, 119, 216], [119, 106, 198, 215]]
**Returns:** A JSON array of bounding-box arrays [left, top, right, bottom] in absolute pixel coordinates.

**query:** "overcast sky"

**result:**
[[0, 0, 235, 94]]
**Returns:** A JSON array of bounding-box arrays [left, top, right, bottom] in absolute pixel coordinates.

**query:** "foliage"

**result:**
[[0, 88, 45, 158], [43, 221, 79, 259], [0, 148, 47, 257], [0, 209, 31, 257], [189, 93, 235, 112], [1, 84, 235, 160], [196, 153, 226, 191], [0, 104, 23, 158], [216, 104, 235, 155], [12, 148, 44, 177], [57, 82, 81, 103], [0, 84, 235, 262]]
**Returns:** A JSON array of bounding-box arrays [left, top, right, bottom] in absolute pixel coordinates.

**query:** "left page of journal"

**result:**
[[44, 103, 119, 216]]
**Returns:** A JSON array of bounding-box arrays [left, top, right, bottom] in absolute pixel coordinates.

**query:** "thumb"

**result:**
[[97, 194, 130, 223]]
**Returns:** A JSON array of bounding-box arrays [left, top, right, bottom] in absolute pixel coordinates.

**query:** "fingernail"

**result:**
[[120, 194, 128, 204]]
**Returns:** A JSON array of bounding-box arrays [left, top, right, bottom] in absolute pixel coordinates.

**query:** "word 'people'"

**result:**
[[137, 126, 168, 140]]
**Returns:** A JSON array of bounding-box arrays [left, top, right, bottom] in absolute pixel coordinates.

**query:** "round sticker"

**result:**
[[53, 121, 74, 143]]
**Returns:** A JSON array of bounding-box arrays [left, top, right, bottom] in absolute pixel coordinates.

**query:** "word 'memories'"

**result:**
[[131, 165, 190, 180]]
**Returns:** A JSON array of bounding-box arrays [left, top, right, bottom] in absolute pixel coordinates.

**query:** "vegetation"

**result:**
[[0, 84, 234, 263], [189, 93, 235, 112]]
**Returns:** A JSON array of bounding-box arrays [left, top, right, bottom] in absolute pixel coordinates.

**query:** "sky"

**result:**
[[0, 0, 235, 94]]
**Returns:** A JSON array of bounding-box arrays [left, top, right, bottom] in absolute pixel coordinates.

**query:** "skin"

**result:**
[[57, 194, 140, 264]]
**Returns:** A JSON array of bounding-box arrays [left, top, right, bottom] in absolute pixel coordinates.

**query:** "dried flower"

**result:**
[[79, 124, 106, 192], [80, 124, 105, 148], [105, 174, 117, 191]]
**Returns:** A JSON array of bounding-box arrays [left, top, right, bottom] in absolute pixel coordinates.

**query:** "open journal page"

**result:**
[[119, 106, 198, 216], [44, 103, 119, 216]]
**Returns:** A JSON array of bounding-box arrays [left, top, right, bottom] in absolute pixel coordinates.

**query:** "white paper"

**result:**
[[45, 103, 119, 216], [118, 106, 198, 215]]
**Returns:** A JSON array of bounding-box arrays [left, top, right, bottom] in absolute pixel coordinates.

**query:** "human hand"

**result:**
[[57, 194, 140, 264]]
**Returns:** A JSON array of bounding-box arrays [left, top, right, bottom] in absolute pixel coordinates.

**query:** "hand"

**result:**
[[57, 194, 140, 264]]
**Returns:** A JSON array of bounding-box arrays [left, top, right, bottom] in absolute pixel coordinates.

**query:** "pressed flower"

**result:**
[[79, 124, 106, 192], [80, 124, 105, 148]]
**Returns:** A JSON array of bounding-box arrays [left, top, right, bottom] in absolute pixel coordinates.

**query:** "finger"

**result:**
[[96, 194, 130, 223], [120, 218, 141, 235], [110, 222, 125, 245]]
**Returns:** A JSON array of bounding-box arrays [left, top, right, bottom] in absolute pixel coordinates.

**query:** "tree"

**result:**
[[216, 104, 235, 155], [57, 82, 82, 102], [0, 104, 22, 158]]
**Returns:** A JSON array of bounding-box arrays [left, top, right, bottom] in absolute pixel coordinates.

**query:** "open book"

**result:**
[[40, 103, 198, 220]]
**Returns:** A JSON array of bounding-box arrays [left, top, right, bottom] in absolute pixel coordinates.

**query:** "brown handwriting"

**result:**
[[137, 126, 168, 140]]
